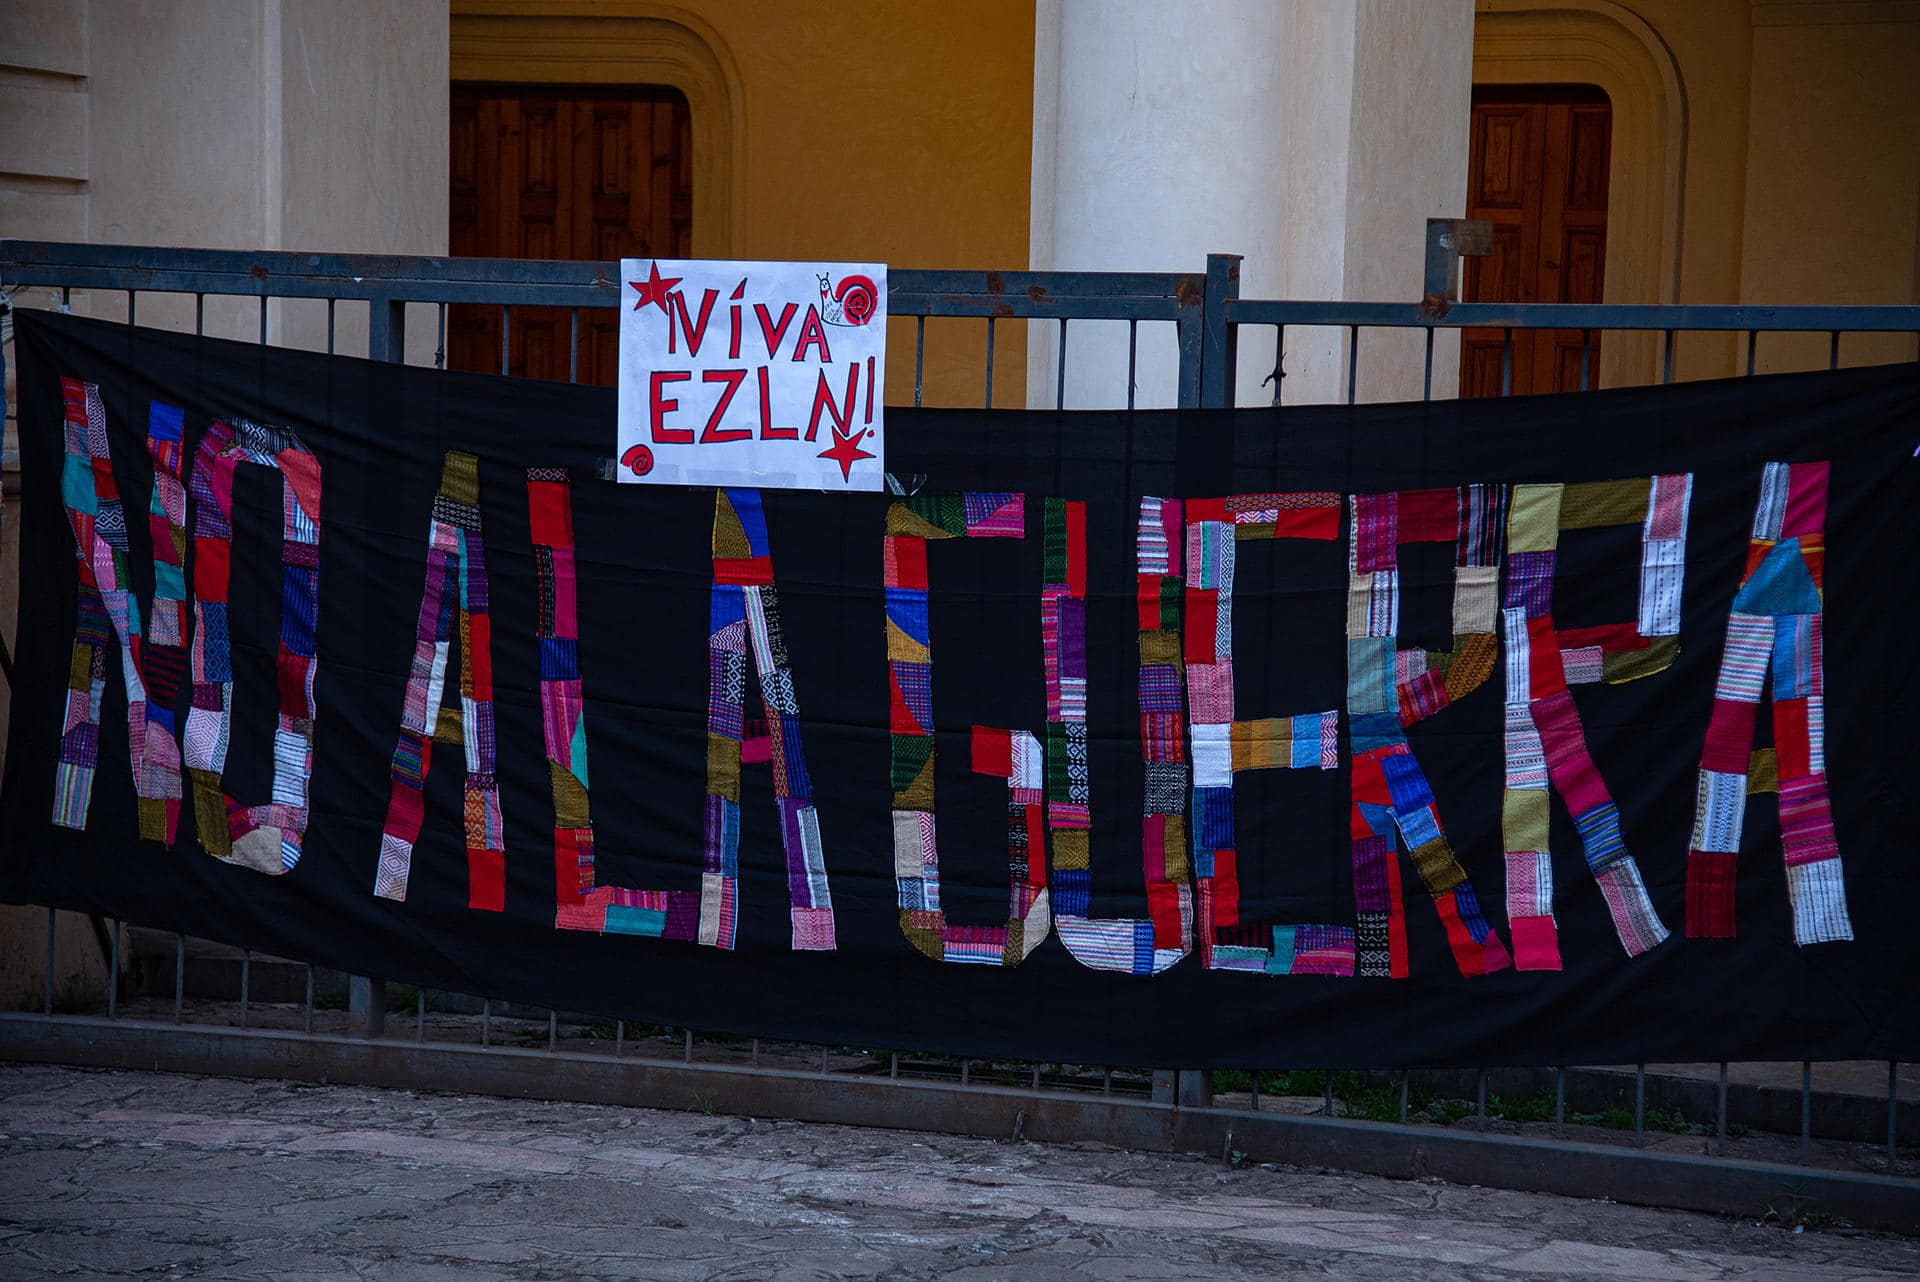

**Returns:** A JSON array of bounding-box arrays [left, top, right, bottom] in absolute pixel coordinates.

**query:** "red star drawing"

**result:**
[[628, 260, 682, 314], [818, 426, 875, 483]]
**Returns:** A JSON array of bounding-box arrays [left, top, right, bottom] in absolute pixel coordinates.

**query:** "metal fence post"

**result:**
[[348, 976, 386, 1039], [1199, 252, 1242, 409]]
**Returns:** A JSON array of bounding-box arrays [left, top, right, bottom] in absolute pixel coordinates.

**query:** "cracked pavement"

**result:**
[[0, 1063, 1914, 1280]]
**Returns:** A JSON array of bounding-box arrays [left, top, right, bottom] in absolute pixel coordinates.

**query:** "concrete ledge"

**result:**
[[3, 1014, 1914, 1233]]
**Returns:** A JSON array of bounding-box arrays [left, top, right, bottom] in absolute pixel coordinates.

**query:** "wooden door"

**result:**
[[449, 84, 693, 385], [1459, 86, 1611, 397]]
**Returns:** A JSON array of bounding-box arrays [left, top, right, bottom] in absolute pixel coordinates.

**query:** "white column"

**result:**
[[1029, 0, 1474, 409]]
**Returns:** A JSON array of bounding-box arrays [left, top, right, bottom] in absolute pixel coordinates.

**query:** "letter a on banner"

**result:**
[[527, 471, 835, 949]]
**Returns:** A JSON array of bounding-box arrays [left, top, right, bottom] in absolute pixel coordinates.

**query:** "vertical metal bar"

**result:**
[[1661, 328, 1674, 384], [820, 1046, 830, 1075], [240, 950, 250, 1028], [1103, 1068, 1113, 1097], [914, 315, 925, 408], [1399, 1072, 1409, 1126], [304, 965, 314, 1034], [1422, 328, 1434, 401], [1579, 329, 1592, 391], [107, 920, 119, 1020], [1745, 329, 1757, 376], [1056, 318, 1067, 411], [685, 1028, 694, 1063], [1476, 1069, 1487, 1132], [259, 295, 268, 346], [568, 309, 579, 383], [436, 304, 447, 370], [889, 1052, 898, 1079], [1198, 253, 1242, 409], [1250, 1072, 1260, 1112], [416, 990, 425, 1043], [1127, 320, 1138, 410], [1634, 1064, 1646, 1148], [984, 316, 996, 410], [127, 290, 136, 327], [549, 1010, 558, 1052], [753, 1039, 762, 1067], [615, 1020, 624, 1057], [1555, 1069, 1566, 1139], [1032, 1066, 1041, 1091], [499, 306, 510, 376], [1272, 325, 1287, 406], [1801, 1060, 1812, 1161], [1346, 327, 1359, 405], [961, 1059, 971, 1087], [42, 909, 54, 1015], [1829, 330, 1841, 372], [1500, 328, 1513, 396], [1717, 1062, 1728, 1156], [326, 299, 336, 355], [482, 999, 491, 1047], [1324, 1076, 1334, 1118], [1890, 1061, 1899, 1173], [173, 934, 184, 1023], [195, 294, 205, 337]]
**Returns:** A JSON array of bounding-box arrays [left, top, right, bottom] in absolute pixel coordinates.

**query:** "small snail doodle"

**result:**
[[818, 273, 879, 327]]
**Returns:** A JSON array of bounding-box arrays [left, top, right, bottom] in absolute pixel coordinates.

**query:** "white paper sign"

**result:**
[[615, 258, 887, 491]]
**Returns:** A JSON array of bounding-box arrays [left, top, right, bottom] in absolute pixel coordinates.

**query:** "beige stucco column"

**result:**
[[1027, 0, 1474, 408]]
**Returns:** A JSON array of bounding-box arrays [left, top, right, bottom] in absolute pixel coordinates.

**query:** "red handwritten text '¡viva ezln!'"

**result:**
[[647, 279, 878, 448]]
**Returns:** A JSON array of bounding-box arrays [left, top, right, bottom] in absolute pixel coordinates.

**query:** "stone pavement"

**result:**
[[0, 1064, 1914, 1281]]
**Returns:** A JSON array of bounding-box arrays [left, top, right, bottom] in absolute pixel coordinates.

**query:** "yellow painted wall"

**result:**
[[453, 0, 1038, 408]]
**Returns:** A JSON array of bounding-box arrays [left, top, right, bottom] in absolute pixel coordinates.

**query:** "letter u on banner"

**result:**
[[885, 493, 1051, 965]]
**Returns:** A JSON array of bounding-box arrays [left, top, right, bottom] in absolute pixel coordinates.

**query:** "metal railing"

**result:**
[[2, 224, 1916, 1231]]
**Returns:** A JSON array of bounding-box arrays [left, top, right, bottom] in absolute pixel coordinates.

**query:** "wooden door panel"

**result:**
[[449, 84, 691, 385], [1461, 86, 1611, 397]]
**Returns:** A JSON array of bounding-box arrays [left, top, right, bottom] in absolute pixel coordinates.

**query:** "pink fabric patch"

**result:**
[[1781, 460, 1829, 538], [1510, 915, 1563, 971], [1532, 690, 1612, 815]]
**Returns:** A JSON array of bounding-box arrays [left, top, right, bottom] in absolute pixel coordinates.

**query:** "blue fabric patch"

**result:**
[[1772, 614, 1812, 700], [149, 401, 185, 442], [1380, 752, 1435, 814], [1131, 922, 1155, 974], [281, 567, 319, 657], [1733, 538, 1822, 616], [1358, 801, 1396, 839], [1573, 801, 1629, 875], [885, 588, 931, 645], [200, 602, 232, 682], [1052, 869, 1091, 917], [1452, 880, 1494, 943], [709, 583, 746, 632], [540, 636, 579, 681], [1398, 805, 1442, 850], [1348, 712, 1404, 755], [725, 488, 770, 557], [62, 454, 97, 515], [1193, 785, 1234, 850], [605, 907, 667, 936], [1264, 925, 1297, 975]]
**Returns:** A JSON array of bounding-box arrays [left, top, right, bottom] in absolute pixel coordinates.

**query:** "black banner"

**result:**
[[6, 310, 1918, 1067]]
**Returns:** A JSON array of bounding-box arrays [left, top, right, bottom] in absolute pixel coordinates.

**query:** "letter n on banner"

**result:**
[[885, 493, 1051, 965], [1686, 461, 1852, 945], [526, 471, 835, 949], [373, 452, 507, 910]]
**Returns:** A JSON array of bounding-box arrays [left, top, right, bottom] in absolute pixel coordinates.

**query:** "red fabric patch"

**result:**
[[1685, 850, 1738, 938], [1184, 588, 1218, 664], [713, 555, 774, 586], [1142, 813, 1168, 882], [1137, 573, 1161, 630], [384, 762, 427, 841], [1187, 498, 1228, 525], [467, 613, 492, 700], [1781, 460, 1829, 538], [1386, 856, 1409, 980], [276, 648, 311, 712], [1773, 698, 1811, 780], [1211, 849, 1239, 927], [885, 535, 927, 590], [526, 480, 572, 549], [1527, 614, 1568, 699], [1700, 697, 1760, 773], [1435, 889, 1484, 976], [1065, 500, 1087, 598], [1397, 487, 1458, 542], [1532, 690, 1611, 815], [742, 718, 771, 764], [1554, 622, 1650, 652], [1147, 879, 1181, 942], [1026, 805, 1047, 884], [467, 847, 504, 912], [888, 671, 923, 735], [1799, 538, 1825, 591], [1510, 915, 1562, 971], [193, 536, 232, 602], [970, 725, 1012, 779], [1270, 503, 1341, 541], [553, 830, 586, 906]]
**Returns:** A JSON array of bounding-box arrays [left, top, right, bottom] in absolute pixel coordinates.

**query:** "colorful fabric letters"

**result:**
[[1687, 461, 1851, 945], [1046, 497, 1193, 975], [374, 452, 505, 910], [1185, 493, 1352, 976], [887, 492, 1051, 965]]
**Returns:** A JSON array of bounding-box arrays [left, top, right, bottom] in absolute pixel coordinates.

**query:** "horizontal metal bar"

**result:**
[[1228, 298, 1920, 333], [4, 1014, 1915, 1233], [0, 241, 1193, 319]]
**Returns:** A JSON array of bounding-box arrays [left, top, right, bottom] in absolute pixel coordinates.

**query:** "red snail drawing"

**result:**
[[818, 273, 878, 327]]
